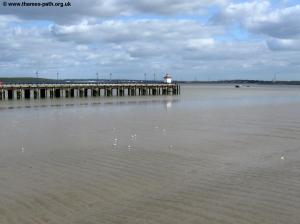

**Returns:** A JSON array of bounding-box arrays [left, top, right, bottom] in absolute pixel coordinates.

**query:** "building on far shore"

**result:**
[[164, 74, 172, 84]]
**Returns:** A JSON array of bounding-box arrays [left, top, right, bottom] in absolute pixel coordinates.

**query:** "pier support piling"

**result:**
[[0, 83, 180, 100]]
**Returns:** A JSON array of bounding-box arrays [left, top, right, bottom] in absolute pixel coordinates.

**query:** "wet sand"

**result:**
[[0, 85, 300, 224]]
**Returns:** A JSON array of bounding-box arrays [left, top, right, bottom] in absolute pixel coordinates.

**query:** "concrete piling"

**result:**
[[0, 83, 180, 101]]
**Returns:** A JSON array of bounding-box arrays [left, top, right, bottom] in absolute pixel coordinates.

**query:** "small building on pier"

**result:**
[[164, 74, 172, 84]]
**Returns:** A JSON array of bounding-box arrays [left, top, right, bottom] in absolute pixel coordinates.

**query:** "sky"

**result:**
[[0, 0, 300, 81]]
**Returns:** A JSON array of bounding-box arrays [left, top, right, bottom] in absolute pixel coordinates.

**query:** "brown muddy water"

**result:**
[[0, 84, 300, 224]]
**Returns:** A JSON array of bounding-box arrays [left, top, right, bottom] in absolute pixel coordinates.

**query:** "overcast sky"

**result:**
[[0, 0, 300, 80]]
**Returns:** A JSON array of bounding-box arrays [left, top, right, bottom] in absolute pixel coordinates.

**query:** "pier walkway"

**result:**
[[0, 83, 180, 100]]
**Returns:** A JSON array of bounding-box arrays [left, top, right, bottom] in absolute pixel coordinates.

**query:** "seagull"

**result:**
[[21, 144, 24, 152], [281, 156, 285, 160], [130, 134, 137, 140]]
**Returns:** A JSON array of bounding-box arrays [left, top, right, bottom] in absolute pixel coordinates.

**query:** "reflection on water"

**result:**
[[166, 101, 172, 109], [0, 97, 180, 110]]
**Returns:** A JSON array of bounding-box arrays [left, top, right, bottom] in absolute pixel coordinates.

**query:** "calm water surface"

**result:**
[[0, 84, 300, 224]]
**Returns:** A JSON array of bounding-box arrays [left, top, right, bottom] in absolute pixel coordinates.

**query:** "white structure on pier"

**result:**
[[164, 74, 172, 84]]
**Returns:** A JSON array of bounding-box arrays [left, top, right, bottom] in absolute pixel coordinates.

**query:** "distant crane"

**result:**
[[273, 74, 277, 83], [36, 71, 39, 85]]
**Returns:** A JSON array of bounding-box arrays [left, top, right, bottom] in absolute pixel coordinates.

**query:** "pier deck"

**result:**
[[0, 83, 180, 100]]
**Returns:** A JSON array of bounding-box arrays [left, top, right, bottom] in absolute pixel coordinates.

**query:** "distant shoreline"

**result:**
[[0, 77, 300, 85], [177, 80, 300, 85]]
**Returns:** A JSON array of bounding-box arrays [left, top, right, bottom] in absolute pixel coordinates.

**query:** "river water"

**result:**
[[0, 84, 300, 224]]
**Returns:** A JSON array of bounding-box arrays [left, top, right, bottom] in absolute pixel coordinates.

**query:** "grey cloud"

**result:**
[[212, 1, 300, 39], [0, 0, 123, 24], [212, 1, 300, 52], [246, 5, 300, 39], [127, 44, 166, 58], [126, 0, 224, 15], [50, 21, 141, 44], [267, 38, 300, 51], [182, 41, 268, 61], [211, 1, 270, 25], [0, 23, 93, 76], [0, 0, 224, 24], [50, 19, 223, 45]]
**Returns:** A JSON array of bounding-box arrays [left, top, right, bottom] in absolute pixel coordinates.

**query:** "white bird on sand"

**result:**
[[21, 144, 24, 152], [281, 156, 285, 160]]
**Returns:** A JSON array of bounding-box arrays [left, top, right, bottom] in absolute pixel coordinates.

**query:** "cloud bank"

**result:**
[[0, 0, 300, 80]]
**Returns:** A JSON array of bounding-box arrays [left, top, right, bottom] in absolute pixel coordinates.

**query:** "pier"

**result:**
[[0, 83, 180, 100]]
